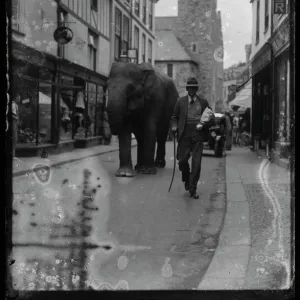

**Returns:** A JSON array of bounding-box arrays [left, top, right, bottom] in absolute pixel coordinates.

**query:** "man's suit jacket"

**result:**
[[170, 94, 211, 142]]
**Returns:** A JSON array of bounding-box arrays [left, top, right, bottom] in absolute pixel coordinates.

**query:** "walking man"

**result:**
[[170, 77, 213, 199]]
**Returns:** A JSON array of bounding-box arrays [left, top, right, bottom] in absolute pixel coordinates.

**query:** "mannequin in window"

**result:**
[[75, 90, 85, 134]]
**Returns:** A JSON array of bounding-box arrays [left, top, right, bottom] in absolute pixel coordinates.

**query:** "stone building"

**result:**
[[154, 30, 198, 97], [155, 0, 224, 112]]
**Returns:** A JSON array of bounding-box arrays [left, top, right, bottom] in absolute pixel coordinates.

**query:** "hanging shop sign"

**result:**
[[273, 0, 287, 14], [270, 19, 289, 55], [53, 26, 73, 45]]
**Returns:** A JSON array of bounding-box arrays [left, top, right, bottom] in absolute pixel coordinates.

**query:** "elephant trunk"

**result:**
[[106, 98, 126, 135]]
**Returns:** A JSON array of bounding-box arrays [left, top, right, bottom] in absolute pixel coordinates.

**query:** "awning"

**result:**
[[229, 79, 252, 109]]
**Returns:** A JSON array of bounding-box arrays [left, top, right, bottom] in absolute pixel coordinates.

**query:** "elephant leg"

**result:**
[[154, 120, 169, 168], [140, 119, 157, 175], [132, 127, 144, 173], [116, 129, 135, 177]]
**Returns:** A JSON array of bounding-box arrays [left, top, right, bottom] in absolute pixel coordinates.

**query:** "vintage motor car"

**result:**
[[203, 113, 226, 157]]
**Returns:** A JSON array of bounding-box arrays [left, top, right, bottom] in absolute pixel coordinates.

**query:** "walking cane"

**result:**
[[168, 135, 176, 192]]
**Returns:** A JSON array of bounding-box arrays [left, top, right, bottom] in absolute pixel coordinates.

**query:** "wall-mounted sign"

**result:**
[[128, 49, 138, 59], [271, 20, 289, 54], [273, 0, 287, 14], [53, 26, 73, 44]]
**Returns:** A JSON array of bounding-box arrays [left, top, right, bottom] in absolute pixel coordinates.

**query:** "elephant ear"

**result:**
[[138, 63, 156, 90]]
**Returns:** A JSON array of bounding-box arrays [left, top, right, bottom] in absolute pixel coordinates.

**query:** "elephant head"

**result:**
[[106, 62, 156, 135]]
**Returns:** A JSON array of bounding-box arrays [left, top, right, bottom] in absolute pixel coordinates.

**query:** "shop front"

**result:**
[[270, 17, 290, 161], [251, 44, 272, 151], [12, 41, 109, 157]]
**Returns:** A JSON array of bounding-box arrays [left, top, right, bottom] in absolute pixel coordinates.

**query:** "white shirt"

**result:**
[[188, 95, 197, 103]]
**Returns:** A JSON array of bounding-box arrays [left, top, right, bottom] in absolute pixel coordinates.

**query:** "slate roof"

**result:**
[[155, 30, 198, 64], [155, 16, 178, 31]]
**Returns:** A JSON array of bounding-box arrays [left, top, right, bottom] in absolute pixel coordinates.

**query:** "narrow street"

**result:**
[[11, 142, 226, 290]]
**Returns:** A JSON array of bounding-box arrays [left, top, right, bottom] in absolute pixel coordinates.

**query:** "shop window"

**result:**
[[96, 85, 104, 136], [59, 75, 75, 141], [274, 52, 288, 141], [134, 0, 140, 17], [115, 8, 122, 60], [86, 82, 97, 137], [88, 31, 98, 71], [38, 83, 52, 144], [13, 76, 39, 144]]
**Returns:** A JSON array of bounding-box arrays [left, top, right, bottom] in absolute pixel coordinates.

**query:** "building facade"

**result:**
[[222, 62, 248, 111], [250, 0, 291, 163], [10, 0, 159, 157], [155, 0, 224, 112], [154, 30, 198, 97], [112, 0, 158, 65]]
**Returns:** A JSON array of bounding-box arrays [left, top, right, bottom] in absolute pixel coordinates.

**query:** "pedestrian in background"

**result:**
[[170, 77, 213, 199]]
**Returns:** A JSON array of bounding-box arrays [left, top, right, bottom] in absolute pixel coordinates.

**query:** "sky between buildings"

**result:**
[[155, 0, 252, 68]]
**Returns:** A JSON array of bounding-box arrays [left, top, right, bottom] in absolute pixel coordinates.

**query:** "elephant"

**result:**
[[106, 62, 179, 177]]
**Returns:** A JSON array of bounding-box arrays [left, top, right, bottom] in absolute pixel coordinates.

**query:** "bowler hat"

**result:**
[[186, 77, 199, 88]]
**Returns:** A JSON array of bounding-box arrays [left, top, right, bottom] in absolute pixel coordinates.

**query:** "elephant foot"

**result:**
[[115, 167, 135, 177], [139, 166, 157, 175], [154, 159, 166, 168]]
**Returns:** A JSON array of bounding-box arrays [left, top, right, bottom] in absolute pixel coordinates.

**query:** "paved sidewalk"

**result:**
[[198, 147, 292, 290], [13, 139, 137, 177]]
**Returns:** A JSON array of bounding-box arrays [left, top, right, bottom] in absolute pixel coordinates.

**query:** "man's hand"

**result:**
[[171, 127, 177, 135]]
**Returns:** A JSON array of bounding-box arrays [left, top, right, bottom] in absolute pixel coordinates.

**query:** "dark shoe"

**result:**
[[190, 191, 199, 199], [184, 181, 190, 191]]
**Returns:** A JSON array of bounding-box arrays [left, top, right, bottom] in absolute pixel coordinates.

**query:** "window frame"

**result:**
[[91, 0, 98, 11], [148, 39, 152, 64], [264, 0, 269, 32], [115, 8, 122, 60], [256, 0, 260, 44], [121, 15, 130, 56], [148, 0, 153, 31], [134, 0, 140, 17], [191, 42, 197, 53], [167, 64, 173, 78], [88, 30, 98, 71], [142, 0, 147, 24], [142, 33, 146, 62]]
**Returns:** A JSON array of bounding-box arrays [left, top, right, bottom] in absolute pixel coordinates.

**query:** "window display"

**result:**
[[13, 76, 38, 144], [60, 74, 75, 141], [95, 85, 104, 136], [38, 83, 52, 143], [86, 83, 96, 137], [74, 90, 86, 138], [60, 88, 73, 141]]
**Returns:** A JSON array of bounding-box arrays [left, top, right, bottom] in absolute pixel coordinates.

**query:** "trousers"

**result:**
[[177, 123, 204, 192]]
